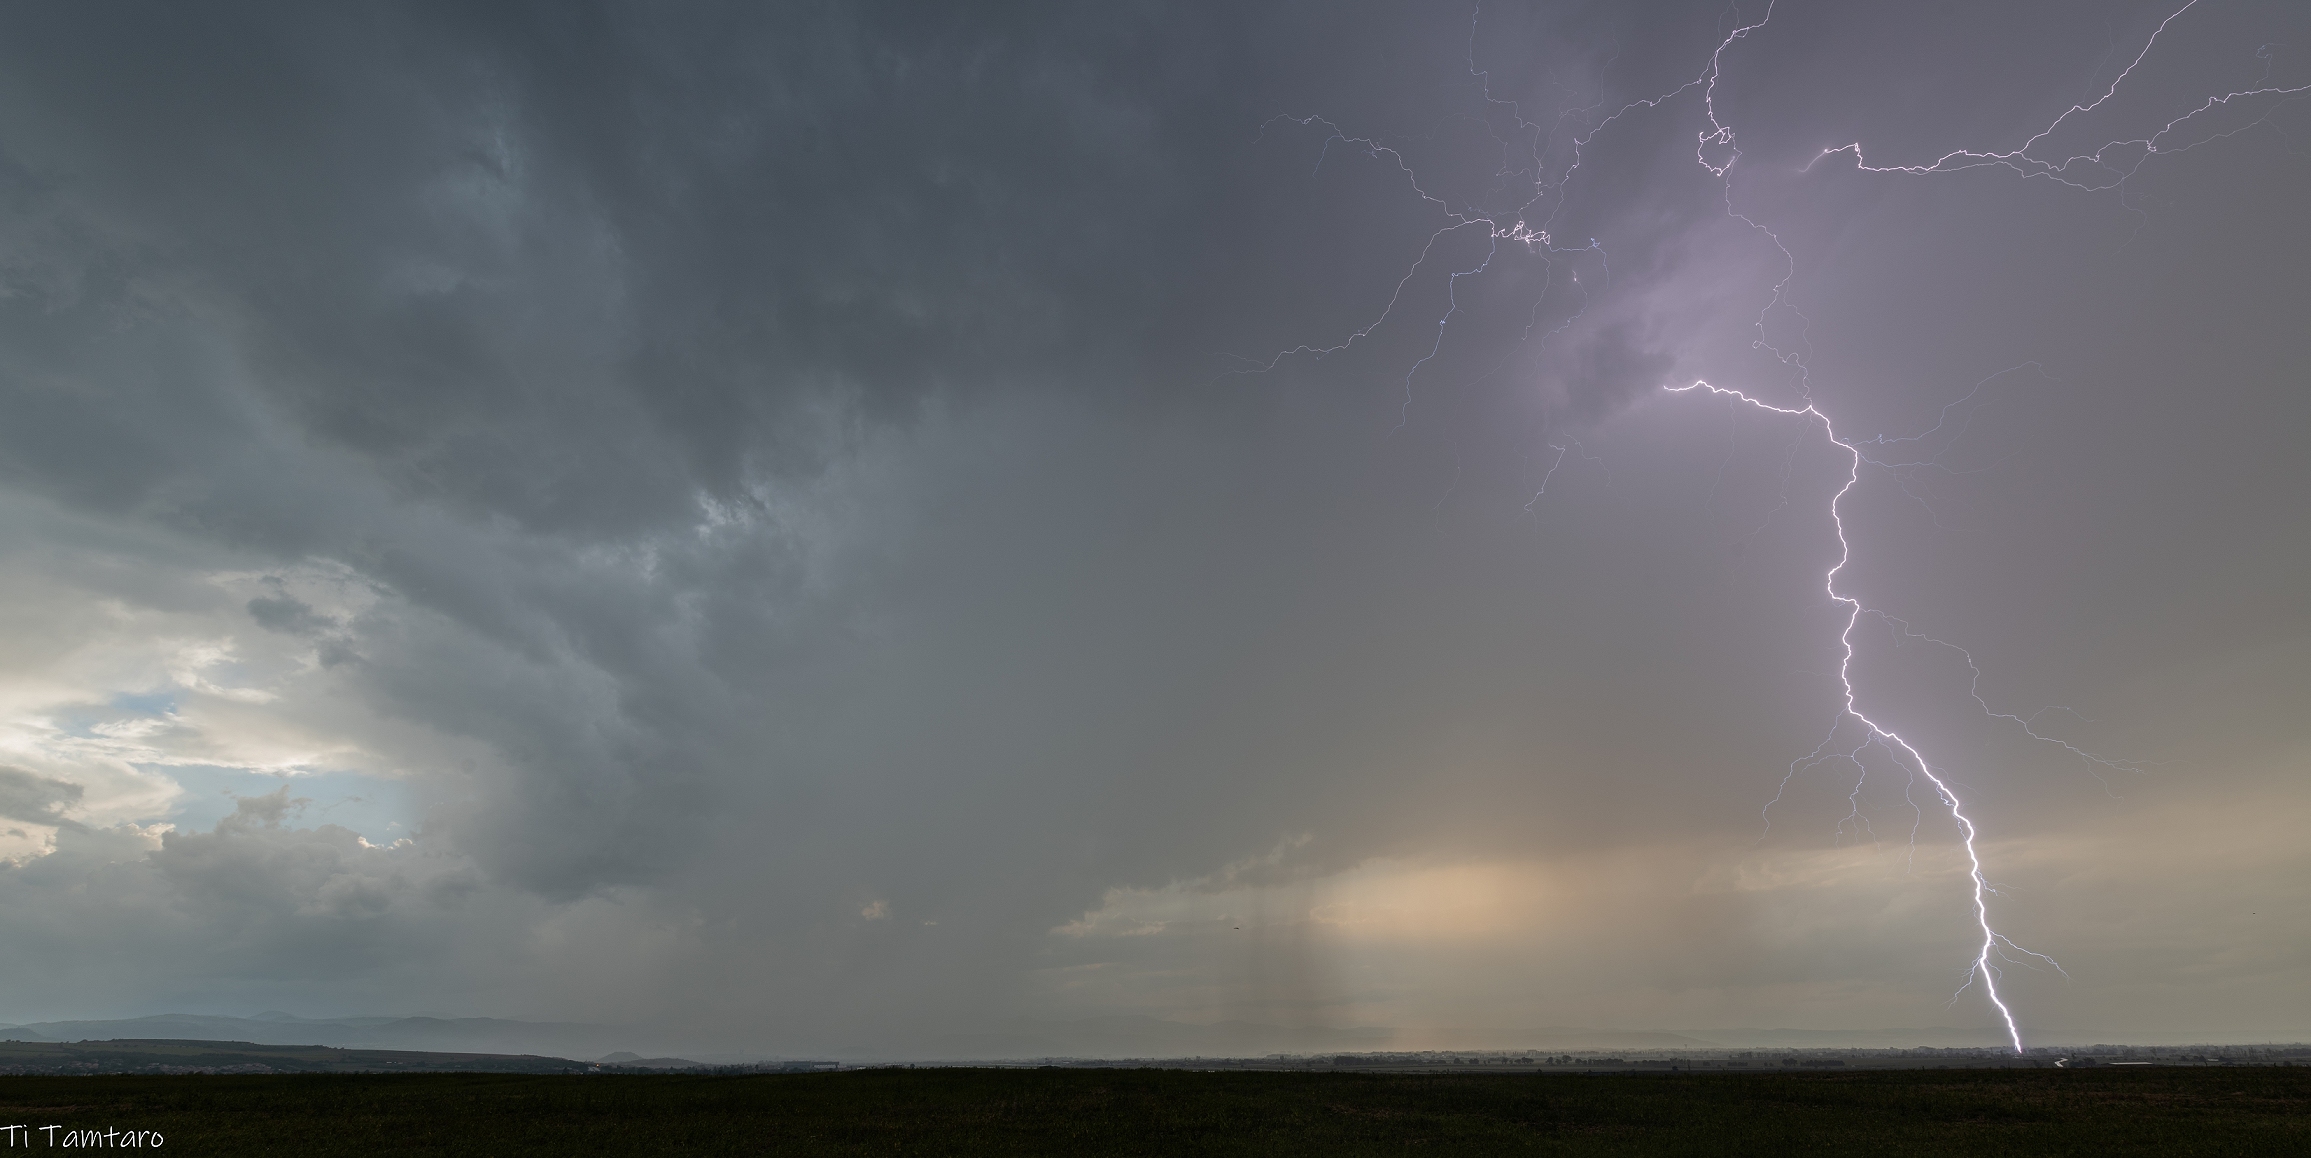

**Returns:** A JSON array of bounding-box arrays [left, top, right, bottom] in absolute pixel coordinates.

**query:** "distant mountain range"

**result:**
[[0, 1013, 634, 1060], [0, 1037, 602, 1076]]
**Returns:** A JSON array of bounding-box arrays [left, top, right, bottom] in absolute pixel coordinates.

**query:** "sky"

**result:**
[[0, 0, 2303, 1057]]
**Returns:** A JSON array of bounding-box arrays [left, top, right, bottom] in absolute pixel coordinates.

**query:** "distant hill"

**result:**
[[0, 1038, 598, 1075], [0, 1014, 628, 1059]]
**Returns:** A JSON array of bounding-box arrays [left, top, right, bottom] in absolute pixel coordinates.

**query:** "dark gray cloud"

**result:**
[[247, 592, 334, 636], [0, 0, 2302, 1052], [0, 766, 82, 830]]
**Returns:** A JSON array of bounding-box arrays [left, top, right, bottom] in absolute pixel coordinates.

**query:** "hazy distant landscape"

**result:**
[[3, 1016, 2304, 1075], [0, 1011, 2291, 1060]]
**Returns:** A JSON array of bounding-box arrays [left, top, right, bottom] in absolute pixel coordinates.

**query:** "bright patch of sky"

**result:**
[[150, 765, 417, 843]]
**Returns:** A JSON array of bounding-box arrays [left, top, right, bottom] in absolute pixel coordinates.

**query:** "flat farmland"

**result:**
[[0, 1065, 2303, 1155]]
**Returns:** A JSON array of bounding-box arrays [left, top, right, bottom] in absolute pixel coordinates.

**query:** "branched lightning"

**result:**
[[1524, 442, 1570, 512], [1810, 0, 2311, 203], [1246, 0, 2292, 1054], [1666, 378, 2064, 1052]]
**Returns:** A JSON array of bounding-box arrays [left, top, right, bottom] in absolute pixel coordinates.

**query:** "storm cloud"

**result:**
[[0, 0, 2303, 1055]]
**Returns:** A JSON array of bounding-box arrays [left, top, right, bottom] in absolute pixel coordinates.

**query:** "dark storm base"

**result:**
[[0, 1066, 2303, 1155]]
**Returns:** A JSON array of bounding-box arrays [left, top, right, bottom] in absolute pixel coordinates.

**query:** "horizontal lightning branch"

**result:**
[[1810, 0, 2311, 198]]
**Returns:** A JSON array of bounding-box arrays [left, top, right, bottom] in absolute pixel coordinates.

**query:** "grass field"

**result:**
[[0, 1065, 2301, 1155]]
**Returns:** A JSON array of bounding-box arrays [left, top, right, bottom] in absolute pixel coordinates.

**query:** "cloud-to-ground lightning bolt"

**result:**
[[1664, 378, 2064, 1053], [1249, 1, 2290, 1053]]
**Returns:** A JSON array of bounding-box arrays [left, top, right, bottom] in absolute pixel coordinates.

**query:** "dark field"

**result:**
[[0, 1066, 2302, 1155]]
